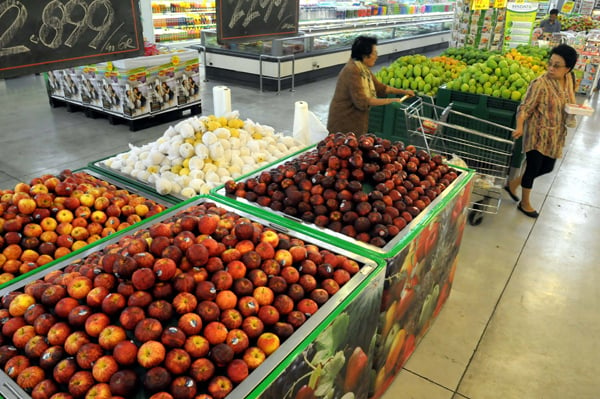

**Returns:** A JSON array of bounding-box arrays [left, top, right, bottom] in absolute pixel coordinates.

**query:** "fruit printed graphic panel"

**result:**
[[370, 180, 471, 399], [254, 268, 384, 399]]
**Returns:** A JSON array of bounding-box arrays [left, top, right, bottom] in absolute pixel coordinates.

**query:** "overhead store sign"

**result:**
[[0, 0, 144, 78]]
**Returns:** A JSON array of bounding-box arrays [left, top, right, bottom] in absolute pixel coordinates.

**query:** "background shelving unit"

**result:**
[[151, 0, 216, 44]]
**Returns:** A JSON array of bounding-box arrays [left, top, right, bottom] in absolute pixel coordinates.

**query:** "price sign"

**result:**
[[472, 0, 490, 10], [561, 1, 575, 13], [494, 0, 507, 9], [217, 0, 299, 43], [0, 0, 144, 78]]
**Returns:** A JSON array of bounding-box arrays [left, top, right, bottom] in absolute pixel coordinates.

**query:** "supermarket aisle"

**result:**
[[0, 71, 599, 399]]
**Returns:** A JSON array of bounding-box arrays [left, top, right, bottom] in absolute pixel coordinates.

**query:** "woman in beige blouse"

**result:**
[[327, 36, 414, 136], [505, 44, 578, 218]]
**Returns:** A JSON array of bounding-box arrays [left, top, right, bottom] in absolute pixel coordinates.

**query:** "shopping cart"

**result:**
[[398, 97, 515, 225]]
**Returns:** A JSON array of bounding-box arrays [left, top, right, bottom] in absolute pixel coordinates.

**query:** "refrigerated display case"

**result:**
[[194, 12, 454, 91]]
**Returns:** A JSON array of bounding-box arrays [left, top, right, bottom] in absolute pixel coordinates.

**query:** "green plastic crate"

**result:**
[[436, 86, 524, 169], [368, 104, 385, 135]]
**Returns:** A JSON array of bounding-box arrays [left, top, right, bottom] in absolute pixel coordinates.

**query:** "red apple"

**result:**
[[98, 325, 126, 350], [183, 335, 210, 358], [161, 326, 186, 349], [119, 306, 146, 330], [53, 357, 78, 384], [177, 313, 202, 336], [207, 375, 233, 399], [164, 348, 191, 375], [134, 318, 163, 342], [76, 342, 104, 369], [113, 340, 138, 366], [137, 340, 166, 368], [143, 366, 172, 393], [109, 369, 139, 397], [64, 331, 91, 355], [189, 358, 215, 382]]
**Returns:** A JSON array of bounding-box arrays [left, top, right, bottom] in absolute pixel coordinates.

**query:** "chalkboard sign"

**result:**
[[0, 0, 144, 78], [217, 0, 299, 43]]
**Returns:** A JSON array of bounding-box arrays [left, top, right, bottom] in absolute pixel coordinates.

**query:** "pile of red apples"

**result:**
[[0, 170, 166, 283], [225, 132, 459, 247], [0, 202, 361, 399]]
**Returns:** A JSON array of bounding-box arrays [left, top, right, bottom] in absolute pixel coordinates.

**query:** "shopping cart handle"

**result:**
[[398, 94, 411, 103]]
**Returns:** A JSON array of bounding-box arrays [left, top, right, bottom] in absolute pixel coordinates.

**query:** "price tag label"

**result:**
[[472, 0, 490, 9], [561, 1, 575, 13], [0, 0, 144, 78], [494, 0, 507, 9]]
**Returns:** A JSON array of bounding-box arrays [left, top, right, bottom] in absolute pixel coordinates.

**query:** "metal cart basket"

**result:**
[[399, 97, 515, 225]]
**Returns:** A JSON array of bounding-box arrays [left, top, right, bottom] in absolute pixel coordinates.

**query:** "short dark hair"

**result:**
[[351, 36, 377, 61], [549, 8, 559, 15], [550, 44, 578, 70]]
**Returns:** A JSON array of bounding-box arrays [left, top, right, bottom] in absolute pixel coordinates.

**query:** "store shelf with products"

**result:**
[[151, 0, 216, 44], [299, 0, 454, 20], [193, 12, 453, 91], [573, 32, 600, 94]]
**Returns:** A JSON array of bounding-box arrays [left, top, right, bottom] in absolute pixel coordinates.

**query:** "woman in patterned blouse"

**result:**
[[504, 44, 578, 218]]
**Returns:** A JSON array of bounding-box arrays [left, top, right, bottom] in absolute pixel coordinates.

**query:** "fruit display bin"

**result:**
[[0, 168, 172, 292], [210, 141, 475, 398], [0, 196, 386, 399]]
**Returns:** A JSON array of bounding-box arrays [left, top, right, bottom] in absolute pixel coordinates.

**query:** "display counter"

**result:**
[[192, 13, 453, 91]]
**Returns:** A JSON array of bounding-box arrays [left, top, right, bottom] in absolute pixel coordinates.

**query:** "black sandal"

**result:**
[[503, 185, 519, 202], [517, 202, 539, 218]]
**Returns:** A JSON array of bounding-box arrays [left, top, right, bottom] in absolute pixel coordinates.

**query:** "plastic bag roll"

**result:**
[[212, 86, 232, 117], [292, 101, 310, 145]]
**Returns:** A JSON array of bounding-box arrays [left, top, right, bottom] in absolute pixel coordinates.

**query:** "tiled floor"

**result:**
[[1, 66, 599, 399]]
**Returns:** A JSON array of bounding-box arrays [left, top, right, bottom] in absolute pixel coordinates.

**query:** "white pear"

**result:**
[[180, 187, 197, 198]]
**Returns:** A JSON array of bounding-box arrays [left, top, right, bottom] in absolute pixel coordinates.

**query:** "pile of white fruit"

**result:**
[[102, 111, 306, 198]]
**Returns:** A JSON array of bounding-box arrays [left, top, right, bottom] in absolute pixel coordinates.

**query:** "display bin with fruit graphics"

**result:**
[[0, 168, 171, 292], [210, 132, 475, 399], [88, 111, 309, 204], [0, 196, 386, 399]]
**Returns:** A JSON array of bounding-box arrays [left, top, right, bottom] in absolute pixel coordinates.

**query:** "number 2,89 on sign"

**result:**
[[0, 0, 115, 57]]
